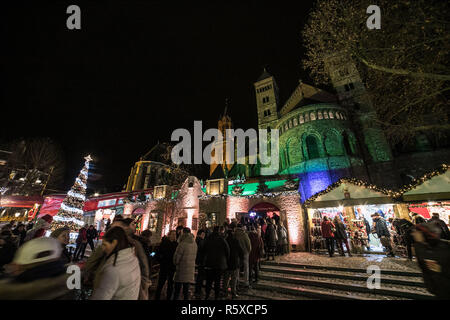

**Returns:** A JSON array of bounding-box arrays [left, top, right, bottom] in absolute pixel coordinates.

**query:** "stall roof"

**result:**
[[402, 164, 450, 201], [304, 178, 395, 208]]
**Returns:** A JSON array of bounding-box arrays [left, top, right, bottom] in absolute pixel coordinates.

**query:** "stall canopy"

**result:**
[[304, 178, 395, 208], [402, 165, 450, 201]]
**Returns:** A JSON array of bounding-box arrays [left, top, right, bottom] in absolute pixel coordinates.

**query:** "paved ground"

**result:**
[[275, 252, 422, 272]]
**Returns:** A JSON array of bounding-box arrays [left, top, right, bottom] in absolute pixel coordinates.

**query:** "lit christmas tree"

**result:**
[[52, 155, 92, 231]]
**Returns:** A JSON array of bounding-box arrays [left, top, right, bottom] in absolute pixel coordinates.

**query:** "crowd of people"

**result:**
[[0, 210, 448, 300], [320, 211, 450, 260], [0, 213, 288, 300]]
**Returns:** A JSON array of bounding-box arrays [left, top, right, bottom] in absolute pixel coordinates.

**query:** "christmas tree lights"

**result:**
[[51, 155, 92, 231]]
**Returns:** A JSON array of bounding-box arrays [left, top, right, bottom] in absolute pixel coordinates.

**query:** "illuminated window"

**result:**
[[210, 181, 220, 195]]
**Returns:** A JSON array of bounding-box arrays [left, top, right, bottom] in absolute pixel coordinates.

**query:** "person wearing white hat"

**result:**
[[0, 237, 73, 300]]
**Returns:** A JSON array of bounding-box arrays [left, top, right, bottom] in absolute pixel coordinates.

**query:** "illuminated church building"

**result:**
[[121, 57, 449, 251]]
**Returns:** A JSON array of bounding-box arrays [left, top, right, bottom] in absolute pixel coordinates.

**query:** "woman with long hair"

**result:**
[[91, 227, 141, 300]]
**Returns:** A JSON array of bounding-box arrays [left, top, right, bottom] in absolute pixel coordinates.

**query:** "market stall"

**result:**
[[400, 164, 450, 226], [304, 178, 399, 254]]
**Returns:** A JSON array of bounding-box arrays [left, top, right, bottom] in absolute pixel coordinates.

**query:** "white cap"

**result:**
[[13, 237, 62, 265]]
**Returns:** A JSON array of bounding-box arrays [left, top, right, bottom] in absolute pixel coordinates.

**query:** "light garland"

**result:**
[[198, 190, 299, 200], [53, 215, 84, 226], [76, 178, 87, 189], [303, 177, 396, 207], [395, 163, 449, 196], [60, 202, 84, 215], [67, 190, 86, 201]]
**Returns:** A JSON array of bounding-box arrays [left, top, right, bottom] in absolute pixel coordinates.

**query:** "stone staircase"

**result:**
[[244, 260, 435, 300]]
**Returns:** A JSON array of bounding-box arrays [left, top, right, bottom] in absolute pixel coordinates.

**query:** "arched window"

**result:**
[[310, 112, 316, 121], [305, 113, 310, 122], [306, 135, 320, 159], [343, 131, 357, 156], [293, 118, 298, 126], [329, 111, 334, 119], [324, 112, 329, 119], [299, 115, 304, 124], [318, 111, 323, 120]]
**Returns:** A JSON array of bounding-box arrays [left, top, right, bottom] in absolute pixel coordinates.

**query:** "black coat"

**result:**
[[334, 221, 348, 240], [415, 240, 450, 299], [203, 232, 230, 270], [265, 224, 277, 247], [226, 234, 243, 270], [155, 237, 178, 273], [86, 228, 98, 240], [195, 237, 206, 266]]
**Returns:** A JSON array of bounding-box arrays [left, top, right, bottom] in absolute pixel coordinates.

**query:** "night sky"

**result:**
[[2, 0, 315, 193]]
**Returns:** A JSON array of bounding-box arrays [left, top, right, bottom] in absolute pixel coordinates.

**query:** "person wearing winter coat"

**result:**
[[333, 216, 352, 257], [0, 229, 19, 272], [118, 218, 151, 300], [234, 224, 251, 288], [412, 222, 450, 299], [86, 225, 98, 252], [203, 226, 230, 300], [84, 219, 150, 300], [154, 230, 178, 300], [173, 231, 197, 300], [265, 219, 277, 260], [248, 226, 264, 284], [276, 221, 288, 255], [23, 214, 53, 242], [12, 224, 27, 247], [223, 228, 244, 299], [411, 212, 427, 225], [194, 229, 207, 299], [73, 227, 88, 261], [0, 237, 74, 300], [430, 213, 450, 240], [91, 227, 141, 300], [372, 213, 395, 257], [50, 227, 72, 265], [392, 218, 415, 260], [321, 216, 335, 257]]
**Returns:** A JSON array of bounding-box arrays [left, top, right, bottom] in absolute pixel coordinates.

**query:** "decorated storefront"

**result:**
[[304, 178, 400, 253], [0, 195, 43, 222]]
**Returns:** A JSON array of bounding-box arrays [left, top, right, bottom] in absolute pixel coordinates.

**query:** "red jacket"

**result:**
[[76, 228, 87, 243], [321, 220, 335, 238]]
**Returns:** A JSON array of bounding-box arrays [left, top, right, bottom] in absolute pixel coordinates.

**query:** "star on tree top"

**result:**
[[84, 155, 93, 162]]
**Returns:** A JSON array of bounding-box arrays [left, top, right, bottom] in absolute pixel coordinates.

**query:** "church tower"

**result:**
[[324, 53, 393, 163], [324, 53, 400, 188], [209, 99, 234, 177], [254, 67, 279, 130]]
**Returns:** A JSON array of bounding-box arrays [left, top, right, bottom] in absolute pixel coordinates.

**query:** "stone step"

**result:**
[[250, 281, 372, 300], [258, 273, 434, 300], [260, 266, 425, 288], [263, 261, 423, 277]]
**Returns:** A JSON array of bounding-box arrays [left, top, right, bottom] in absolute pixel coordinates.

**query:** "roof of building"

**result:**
[[256, 67, 272, 82], [280, 81, 337, 115]]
